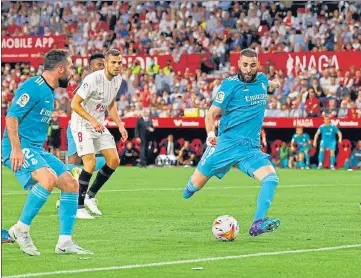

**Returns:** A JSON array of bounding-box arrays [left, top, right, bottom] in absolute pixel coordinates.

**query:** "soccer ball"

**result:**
[[212, 215, 240, 241]]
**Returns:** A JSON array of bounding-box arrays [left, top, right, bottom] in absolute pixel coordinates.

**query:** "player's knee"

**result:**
[[38, 172, 58, 191], [330, 151, 335, 155], [59, 172, 79, 193], [83, 157, 97, 173], [107, 156, 120, 169]]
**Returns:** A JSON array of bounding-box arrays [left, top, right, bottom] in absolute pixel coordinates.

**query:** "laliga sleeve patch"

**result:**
[[215, 91, 225, 103], [16, 93, 30, 107]]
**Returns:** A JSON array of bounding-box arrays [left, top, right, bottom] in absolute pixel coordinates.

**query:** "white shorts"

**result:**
[[71, 127, 116, 157]]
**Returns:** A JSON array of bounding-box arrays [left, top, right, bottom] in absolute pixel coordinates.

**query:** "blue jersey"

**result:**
[[318, 124, 340, 142], [291, 133, 311, 148], [213, 73, 269, 145], [3, 76, 54, 148]]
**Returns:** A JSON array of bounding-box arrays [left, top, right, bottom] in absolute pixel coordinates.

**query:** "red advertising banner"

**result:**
[[1, 36, 66, 63], [57, 117, 361, 129], [73, 53, 206, 74], [230, 51, 361, 75]]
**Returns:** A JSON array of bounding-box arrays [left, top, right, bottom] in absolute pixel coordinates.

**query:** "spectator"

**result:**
[[345, 140, 361, 169], [279, 142, 289, 168], [177, 140, 195, 167], [156, 134, 180, 166], [338, 100, 349, 118], [119, 142, 140, 166], [155, 69, 170, 94], [305, 89, 320, 117], [135, 109, 154, 167], [322, 99, 338, 117]]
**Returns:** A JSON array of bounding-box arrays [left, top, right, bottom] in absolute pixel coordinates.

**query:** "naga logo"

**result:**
[[293, 119, 314, 127], [286, 54, 340, 75]]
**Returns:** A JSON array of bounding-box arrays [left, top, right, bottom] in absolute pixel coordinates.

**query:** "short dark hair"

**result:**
[[89, 53, 105, 63], [105, 49, 121, 58], [240, 48, 258, 59], [44, 49, 70, 71]]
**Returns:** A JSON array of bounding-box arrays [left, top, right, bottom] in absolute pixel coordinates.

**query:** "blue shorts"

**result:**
[[2, 145, 68, 190], [197, 135, 272, 179], [320, 140, 336, 151], [299, 145, 312, 153], [67, 125, 77, 156]]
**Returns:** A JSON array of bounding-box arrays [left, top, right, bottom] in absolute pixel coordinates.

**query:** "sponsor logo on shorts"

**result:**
[[16, 93, 30, 107]]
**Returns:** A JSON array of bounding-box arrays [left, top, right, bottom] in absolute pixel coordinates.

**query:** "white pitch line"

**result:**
[[2, 183, 360, 196], [4, 244, 361, 278]]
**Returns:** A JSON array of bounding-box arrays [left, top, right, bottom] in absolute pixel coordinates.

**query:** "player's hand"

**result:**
[[338, 139, 342, 144], [136, 137, 141, 143], [119, 127, 128, 142], [148, 127, 154, 132], [313, 142, 317, 148], [206, 131, 217, 147], [90, 119, 105, 133], [10, 147, 24, 172]]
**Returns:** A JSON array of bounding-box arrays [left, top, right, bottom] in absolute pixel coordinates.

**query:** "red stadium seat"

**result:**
[[191, 138, 203, 156], [117, 140, 129, 154], [322, 149, 331, 168], [309, 140, 317, 157], [160, 147, 166, 155], [336, 139, 352, 169], [177, 138, 185, 147], [271, 139, 282, 156]]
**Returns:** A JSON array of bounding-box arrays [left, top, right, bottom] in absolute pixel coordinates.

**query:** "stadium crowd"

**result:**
[[1, 1, 361, 118]]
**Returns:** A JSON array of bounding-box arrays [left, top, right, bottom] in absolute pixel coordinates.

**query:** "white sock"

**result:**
[[16, 221, 30, 232], [58, 235, 72, 244]]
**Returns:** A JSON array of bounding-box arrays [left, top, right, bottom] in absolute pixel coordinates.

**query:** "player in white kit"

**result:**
[[70, 49, 127, 217]]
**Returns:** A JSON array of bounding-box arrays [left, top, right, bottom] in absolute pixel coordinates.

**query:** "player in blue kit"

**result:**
[[291, 127, 312, 169], [2, 49, 92, 256], [183, 49, 281, 237], [313, 116, 342, 170]]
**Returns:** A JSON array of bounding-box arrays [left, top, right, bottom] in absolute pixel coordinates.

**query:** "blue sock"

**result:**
[[305, 153, 310, 166], [183, 177, 199, 199], [58, 192, 78, 235], [95, 157, 106, 171], [330, 155, 335, 167], [20, 184, 51, 225], [318, 149, 324, 165], [254, 173, 279, 221], [67, 164, 78, 172], [344, 160, 349, 169]]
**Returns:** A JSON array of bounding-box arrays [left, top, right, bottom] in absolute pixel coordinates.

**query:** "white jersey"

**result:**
[[70, 69, 121, 131]]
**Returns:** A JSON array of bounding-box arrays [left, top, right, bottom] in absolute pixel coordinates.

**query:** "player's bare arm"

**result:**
[[313, 130, 320, 147], [108, 99, 128, 141], [337, 131, 342, 143], [5, 117, 24, 171], [205, 105, 222, 146], [268, 79, 281, 92], [71, 94, 104, 133]]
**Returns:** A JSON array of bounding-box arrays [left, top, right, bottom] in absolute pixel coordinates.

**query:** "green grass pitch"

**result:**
[[2, 167, 361, 278]]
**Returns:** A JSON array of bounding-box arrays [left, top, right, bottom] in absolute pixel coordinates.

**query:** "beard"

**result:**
[[238, 70, 257, 83], [58, 76, 70, 88]]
